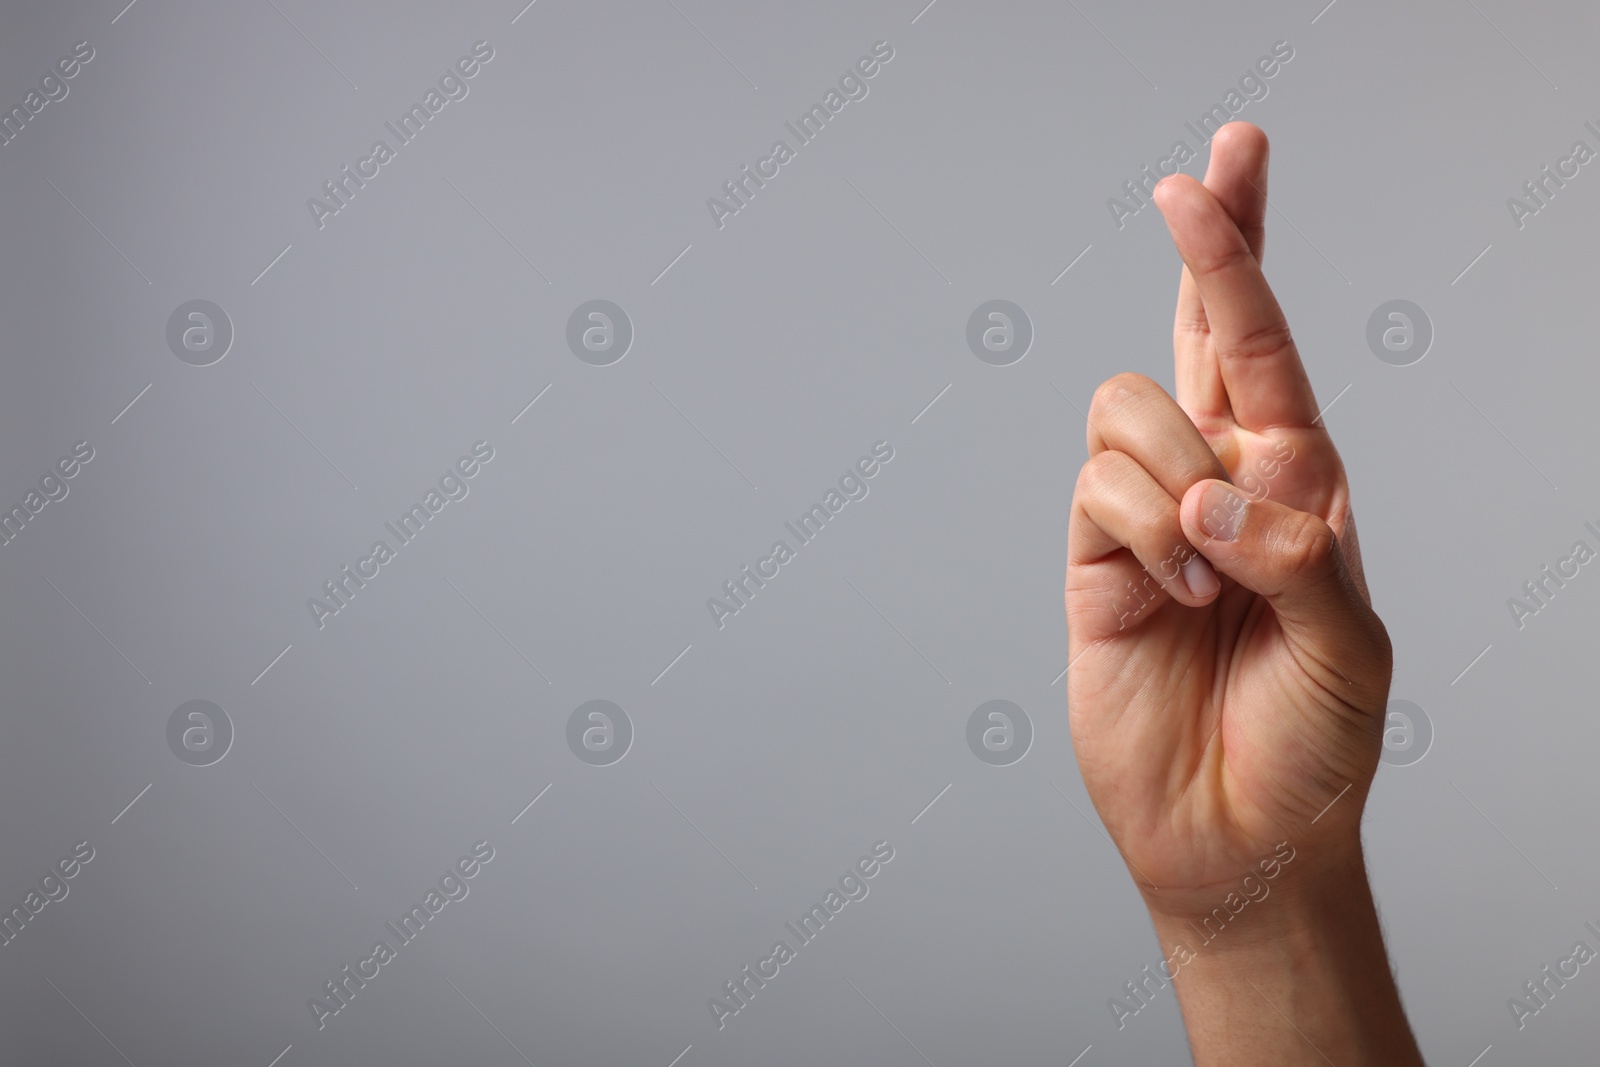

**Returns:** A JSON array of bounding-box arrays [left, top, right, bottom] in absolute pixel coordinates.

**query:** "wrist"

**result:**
[[1136, 844, 1424, 1066], [1138, 836, 1365, 953]]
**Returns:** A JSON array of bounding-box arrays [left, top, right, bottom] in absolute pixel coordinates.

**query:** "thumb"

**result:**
[[1180, 480, 1391, 709]]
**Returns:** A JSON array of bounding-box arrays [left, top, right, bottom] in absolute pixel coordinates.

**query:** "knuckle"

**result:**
[[1275, 512, 1339, 580], [1076, 449, 1129, 498], [1220, 320, 1295, 364], [1089, 372, 1157, 421], [1191, 241, 1255, 282], [1174, 312, 1211, 343]]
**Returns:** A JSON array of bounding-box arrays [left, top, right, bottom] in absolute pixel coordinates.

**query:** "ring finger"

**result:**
[[1069, 449, 1221, 610]]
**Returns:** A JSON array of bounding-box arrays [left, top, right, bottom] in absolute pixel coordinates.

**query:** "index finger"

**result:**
[[1154, 173, 1320, 431]]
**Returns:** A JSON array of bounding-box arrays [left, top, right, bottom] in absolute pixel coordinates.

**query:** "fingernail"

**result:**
[[1198, 482, 1246, 542], [1183, 555, 1220, 598]]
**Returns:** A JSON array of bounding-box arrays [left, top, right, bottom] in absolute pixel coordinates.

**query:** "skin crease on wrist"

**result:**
[[1065, 121, 1425, 1065]]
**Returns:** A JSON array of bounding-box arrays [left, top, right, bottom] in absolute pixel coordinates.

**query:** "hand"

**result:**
[[1067, 123, 1388, 911], [1065, 122, 1421, 1065], [1064, 122, 1422, 1064]]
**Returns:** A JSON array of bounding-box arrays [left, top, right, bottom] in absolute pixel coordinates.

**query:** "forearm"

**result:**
[[1145, 852, 1423, 1066]]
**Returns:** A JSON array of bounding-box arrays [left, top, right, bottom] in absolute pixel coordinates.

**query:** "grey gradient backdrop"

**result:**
[[1, 0, 1597, 1064]]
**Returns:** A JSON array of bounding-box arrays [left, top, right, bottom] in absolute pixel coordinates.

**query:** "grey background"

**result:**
[[1, 0, 1597, 1063]]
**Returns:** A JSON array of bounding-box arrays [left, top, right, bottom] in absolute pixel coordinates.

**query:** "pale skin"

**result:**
[[1066, 122, 1426, 1064]]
